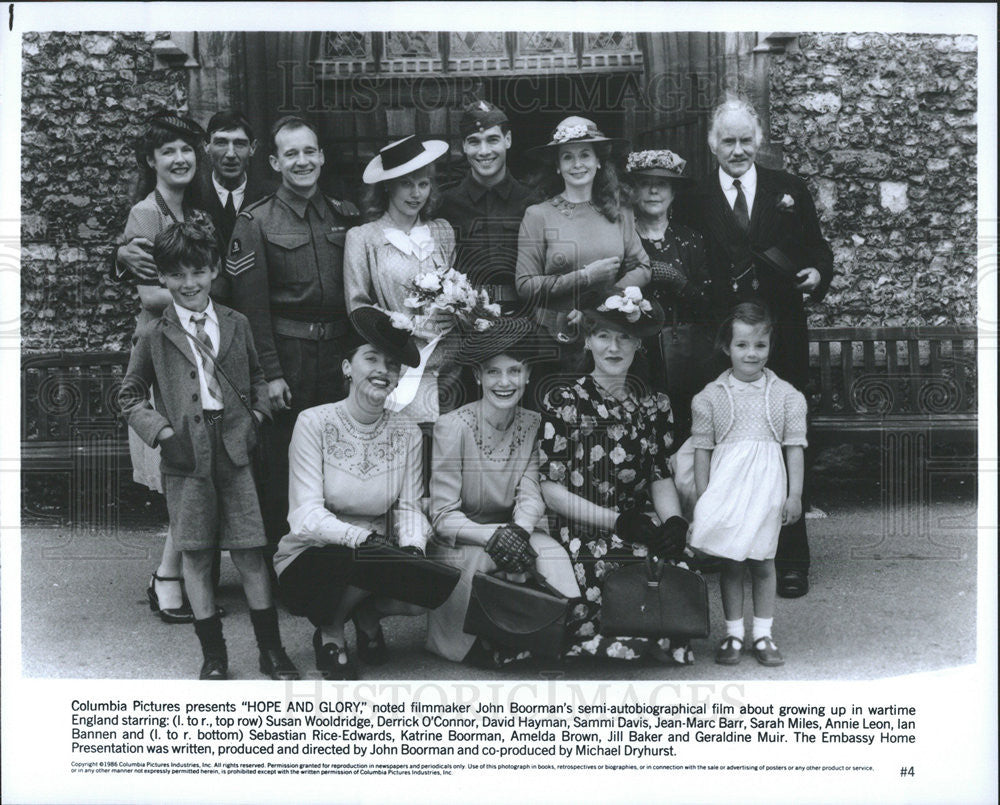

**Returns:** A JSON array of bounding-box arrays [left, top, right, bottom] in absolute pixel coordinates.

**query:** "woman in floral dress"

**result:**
[[538, 287, 694, 663]]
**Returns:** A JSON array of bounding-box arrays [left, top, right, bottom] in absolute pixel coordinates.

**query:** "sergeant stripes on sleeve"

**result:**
[[226, 252, 256, 275]]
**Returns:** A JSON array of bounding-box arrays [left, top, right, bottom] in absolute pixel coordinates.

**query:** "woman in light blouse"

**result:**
[[426, 318, 578, 668], [344, 135, 462, 422], [274, 307, 430, 679]]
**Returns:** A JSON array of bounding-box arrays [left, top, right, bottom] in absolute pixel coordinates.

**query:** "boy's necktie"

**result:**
[[732, 179, 750, 232], [190, 312, 224, 406]]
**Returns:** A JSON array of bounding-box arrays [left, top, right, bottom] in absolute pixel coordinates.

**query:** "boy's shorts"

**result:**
[[163, 411, 266, 552]]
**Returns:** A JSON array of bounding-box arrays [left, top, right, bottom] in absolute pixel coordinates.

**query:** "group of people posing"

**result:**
[[115, 94, 833, 680]]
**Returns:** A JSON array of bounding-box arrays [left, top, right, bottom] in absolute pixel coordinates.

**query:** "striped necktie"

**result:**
[[190, 312, 224, 406], [732, 179, 750, 232]]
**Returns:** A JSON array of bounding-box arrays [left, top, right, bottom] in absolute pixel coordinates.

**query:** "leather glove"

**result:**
[[648, 515, 690, 561], [614, 508, 660, 546], [651, 260, 689, 296], [363, 531, 393, 548], [485, 523, 536, 573], [399, 545, 425, 557]]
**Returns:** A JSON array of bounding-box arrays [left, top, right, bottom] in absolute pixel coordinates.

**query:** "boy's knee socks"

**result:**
[[194, 614, 226, 659], [249, 606, 282, 651]]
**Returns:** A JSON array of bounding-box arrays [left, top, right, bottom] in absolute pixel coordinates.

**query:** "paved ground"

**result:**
[[19, 495, 978, 682]]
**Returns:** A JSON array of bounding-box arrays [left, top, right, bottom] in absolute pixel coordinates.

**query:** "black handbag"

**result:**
[[349, 541, 460, 610], [463, 571, 570, 658], [600, 557, 710, 639]]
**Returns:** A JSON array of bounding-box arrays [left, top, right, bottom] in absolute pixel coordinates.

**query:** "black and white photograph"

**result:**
[[2, 3, 996, 804]]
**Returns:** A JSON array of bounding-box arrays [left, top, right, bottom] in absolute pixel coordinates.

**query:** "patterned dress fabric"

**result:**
[[538, 375, 694, 663]]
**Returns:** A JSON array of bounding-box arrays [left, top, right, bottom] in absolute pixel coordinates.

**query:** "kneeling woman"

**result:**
[[426, 318, 579, 668], [274, 307, 431, 679], [538, 288, 694, 663]]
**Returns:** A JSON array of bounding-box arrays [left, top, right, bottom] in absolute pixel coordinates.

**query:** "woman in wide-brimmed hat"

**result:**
[[514, 117, 650, 405], [625, 149, 716, 443], [424, 318, 579, 668], [274, 306, 432, 680], [344, 135, 461, 423], [537, 286, 697, 665]]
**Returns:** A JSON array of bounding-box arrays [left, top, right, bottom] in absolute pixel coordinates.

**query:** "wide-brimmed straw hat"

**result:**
[[455, 317, 541, 365], [527, 116, 629, 160], [581, 286, 665, 340], [346, 306, 421, 367], [362, 135, 449, 184], [625, 149, 692, 181]]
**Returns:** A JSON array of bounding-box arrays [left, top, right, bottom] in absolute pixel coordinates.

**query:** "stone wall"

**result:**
[[21, 32, 980, 349], [770, 32, 978, 327], [21, 32, 187, 351]]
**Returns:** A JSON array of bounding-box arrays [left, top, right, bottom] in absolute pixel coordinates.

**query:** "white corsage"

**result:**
[[777, 193, 795, 211], [597, 286, 653, 323]]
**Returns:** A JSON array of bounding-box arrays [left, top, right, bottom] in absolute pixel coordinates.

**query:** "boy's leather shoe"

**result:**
[[199, 656, 228, 680], [259, 648, 301, 680]]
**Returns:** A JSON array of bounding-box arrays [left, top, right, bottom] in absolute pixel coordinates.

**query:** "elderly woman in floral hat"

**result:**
[[625, 149, 716, 444], [515, 116, 650, 405], [537, 286, 695, 664]]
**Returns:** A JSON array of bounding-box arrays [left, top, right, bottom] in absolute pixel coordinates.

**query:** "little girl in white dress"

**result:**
[[686, 303, 807, 667]]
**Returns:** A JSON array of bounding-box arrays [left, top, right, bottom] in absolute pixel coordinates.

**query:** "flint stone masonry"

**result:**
[[771, 33, 977, 328], [21, 31, 187, 351], [20, 31, 979, 349]]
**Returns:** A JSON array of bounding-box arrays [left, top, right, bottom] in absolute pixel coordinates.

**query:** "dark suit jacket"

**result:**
[[676, 165, 834, 388], [198, 173, 275, 303], [120, 302, 271, 478]]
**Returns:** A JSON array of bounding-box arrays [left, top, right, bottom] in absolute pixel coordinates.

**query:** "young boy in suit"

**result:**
[[120, 221, 300, 681]]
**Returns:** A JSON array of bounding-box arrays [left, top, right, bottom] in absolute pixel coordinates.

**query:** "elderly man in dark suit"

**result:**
[[111, 110, 272, 301], [679, 97, 834, 598]]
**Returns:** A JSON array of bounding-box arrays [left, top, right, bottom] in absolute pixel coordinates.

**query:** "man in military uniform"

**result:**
[[226, 115, 359, 543], [438, 100, 539, 314]]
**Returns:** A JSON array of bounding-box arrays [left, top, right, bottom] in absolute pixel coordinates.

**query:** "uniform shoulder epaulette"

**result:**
[[326, 196, 360, 218], [237, 193, 275, 221]]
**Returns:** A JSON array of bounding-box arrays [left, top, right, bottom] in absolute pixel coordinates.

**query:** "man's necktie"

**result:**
[[191, 313, 224, 406], [732, 179, 750, 232], [222, 192, 237, 239]]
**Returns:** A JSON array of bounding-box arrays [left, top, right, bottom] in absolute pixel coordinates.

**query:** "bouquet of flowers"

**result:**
[[402, 267, 501, 333], [597, 286, 653, 323]]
